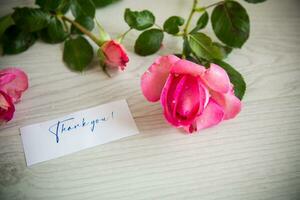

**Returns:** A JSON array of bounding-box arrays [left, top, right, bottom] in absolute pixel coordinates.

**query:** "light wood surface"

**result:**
[[0, 0, 300, 199]]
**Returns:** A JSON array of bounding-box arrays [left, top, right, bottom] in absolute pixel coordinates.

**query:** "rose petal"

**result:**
[[0, 68, 28, 103], [161, 74, 208, 127], [200, 81, 210, 109], [185, 99, 224, 133], [141, 55, 180, 102], [175, 77, 208, 123], [170, 59, 206, 77], [161, 74, 183, 126], [211, 91, 242, 120], [173, 75, 201, 126], [0, 73, 16, 87], [0, 90, 15, 122], [202, 63, 230, 93]]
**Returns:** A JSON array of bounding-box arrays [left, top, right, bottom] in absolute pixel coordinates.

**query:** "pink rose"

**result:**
[[0, 90, 15, 122], [101, 40, 129, 70], [0, 67, 28, 123], [0, 67, 28, 103], [141, 55, 241, 133]]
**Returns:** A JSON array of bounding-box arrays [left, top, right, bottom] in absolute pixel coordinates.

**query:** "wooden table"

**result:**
[[0, 0, 299, 199]]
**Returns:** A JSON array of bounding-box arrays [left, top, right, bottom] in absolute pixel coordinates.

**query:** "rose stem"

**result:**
[[202, 1, 224, 10], [182, 0, 199, 59], [61, 15, 102, 46], [117, 28, 132, 43]]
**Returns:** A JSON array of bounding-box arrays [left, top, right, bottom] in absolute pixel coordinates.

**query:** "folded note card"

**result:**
[[20, 99, 139, 166]]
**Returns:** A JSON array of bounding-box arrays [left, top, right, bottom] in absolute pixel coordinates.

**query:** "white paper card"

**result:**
[[20, 99, 139, 166]]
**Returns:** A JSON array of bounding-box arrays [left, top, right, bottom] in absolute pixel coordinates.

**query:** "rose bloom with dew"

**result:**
[[141, 55, 241, 133]]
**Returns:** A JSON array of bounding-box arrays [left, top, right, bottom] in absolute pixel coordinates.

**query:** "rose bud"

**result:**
[[100, 40, 129, 70]]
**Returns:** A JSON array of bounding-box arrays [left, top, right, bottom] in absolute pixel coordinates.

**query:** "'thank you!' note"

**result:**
[[20, 100, 139, 166]]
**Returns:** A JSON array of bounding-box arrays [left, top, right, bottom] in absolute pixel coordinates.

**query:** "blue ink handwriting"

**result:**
[[48, 111, 114, 143]]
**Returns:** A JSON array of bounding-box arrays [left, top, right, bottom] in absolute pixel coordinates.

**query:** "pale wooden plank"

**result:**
[[0, 0, 299, 199]]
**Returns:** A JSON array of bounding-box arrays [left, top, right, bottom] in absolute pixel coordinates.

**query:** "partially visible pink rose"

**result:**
[[141, 55, 241, 133], [0, 90, 15, 122], [101, 40, 129, 70], [0, 67, 28, 123], [0, 67, 28, 103]]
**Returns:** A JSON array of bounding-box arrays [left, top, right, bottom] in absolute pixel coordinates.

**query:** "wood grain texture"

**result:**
[[0, 0, 300, 199]]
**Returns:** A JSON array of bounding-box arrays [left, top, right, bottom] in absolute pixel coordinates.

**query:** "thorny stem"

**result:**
[[182, 0, 199, 59], [61, 15, 102, 46]]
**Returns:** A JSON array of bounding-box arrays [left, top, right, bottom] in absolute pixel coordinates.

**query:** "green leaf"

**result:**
[[124, 8, 155, 30], [2, 25, 37, 54], [188, 32, 223, 61], [63, 36, 94, 71], [212, 42, 232, 59], [71, 15, 94, 34], [92, 0, 120, 7], [39, 16, 68, 43], [211, 1, 250, 48], [0, 14, 14, 41], [244, 0, 266, 3], [163, 16, 184, 34], [35, 0, 61, 11], [12, 8, 50, 32], [134, 28, 163, 56], [182, 36, 192, 57], [190, 11, 208, 33], [57, 0, 71, 14], [212, 59, 246, 100], [71, 0, 95, 18]]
